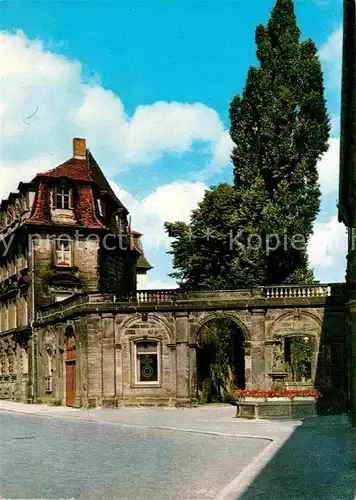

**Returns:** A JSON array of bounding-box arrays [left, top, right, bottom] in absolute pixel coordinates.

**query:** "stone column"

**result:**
[[167, 344, 177, 404], [114, 315, 126, 404], [175, 312, 190, 404], [86, 314, 102, 407], [249, 309, 267, 389], [101, 313, 116, 407], [75, 319, 88, 408], [188, 344, 197, 401]]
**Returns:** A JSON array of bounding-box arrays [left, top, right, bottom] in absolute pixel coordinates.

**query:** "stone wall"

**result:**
[[26, 289, 348, 409], [0, 329, 30, 402]]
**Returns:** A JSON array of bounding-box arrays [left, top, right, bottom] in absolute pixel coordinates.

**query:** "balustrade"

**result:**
[[136, 289, 177, 303], [263, 285, 331, 299]]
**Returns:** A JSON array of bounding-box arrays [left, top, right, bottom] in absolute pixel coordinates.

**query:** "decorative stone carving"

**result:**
[[272, 335, 285, 371]]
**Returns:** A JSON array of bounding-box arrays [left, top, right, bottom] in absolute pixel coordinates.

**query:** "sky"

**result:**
[[0, 0, 346, 288]]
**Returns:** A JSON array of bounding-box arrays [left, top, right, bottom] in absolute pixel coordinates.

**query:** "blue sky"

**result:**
[[0, 0, 346, 287]]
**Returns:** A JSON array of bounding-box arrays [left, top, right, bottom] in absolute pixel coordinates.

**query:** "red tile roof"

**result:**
[[75, 186, 104, 228], [37, 158, 91, 181], [27, 182, 52, 224]]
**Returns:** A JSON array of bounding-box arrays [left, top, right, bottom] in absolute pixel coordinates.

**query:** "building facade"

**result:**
[[32, 286, 347, 409], [0, 138, 151, 402], [0, 139, 349, 410]]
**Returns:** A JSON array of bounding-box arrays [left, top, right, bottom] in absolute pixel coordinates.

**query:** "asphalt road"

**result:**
[[0, 412, 267, 499]]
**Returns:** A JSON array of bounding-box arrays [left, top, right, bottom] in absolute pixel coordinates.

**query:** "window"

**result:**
[[56, 187, 71, 209], [55, 238, 72, 266], [135, 342, 160, 384]]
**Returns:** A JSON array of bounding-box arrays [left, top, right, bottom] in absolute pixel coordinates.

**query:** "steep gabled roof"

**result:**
[[34, 149, 127, 212], [36, 157, 91, 181]]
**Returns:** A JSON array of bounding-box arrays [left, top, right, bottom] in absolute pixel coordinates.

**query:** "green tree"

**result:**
[[165, 0, 329, 288]]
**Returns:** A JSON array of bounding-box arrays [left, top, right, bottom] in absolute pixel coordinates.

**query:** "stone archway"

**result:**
[[194, 314, 249, 402]]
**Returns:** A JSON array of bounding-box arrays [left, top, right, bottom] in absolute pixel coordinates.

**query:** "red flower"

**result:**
[[233, 389, 323, 400]]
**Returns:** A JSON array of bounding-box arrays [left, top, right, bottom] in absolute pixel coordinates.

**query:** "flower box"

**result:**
[[233, 389, 322, 419], [266, 396, 290, 401]]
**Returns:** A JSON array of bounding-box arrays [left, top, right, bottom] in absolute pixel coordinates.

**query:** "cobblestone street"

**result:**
[[0, 410, 267, 499], [1, 401, 355, 499]]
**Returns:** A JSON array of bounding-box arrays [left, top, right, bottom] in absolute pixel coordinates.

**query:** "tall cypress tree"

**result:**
[[165, 0, 329, 288], [230, 0, 330, 284]]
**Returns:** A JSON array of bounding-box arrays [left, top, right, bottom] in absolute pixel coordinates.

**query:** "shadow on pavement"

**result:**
[[240, 415, 356, 500]]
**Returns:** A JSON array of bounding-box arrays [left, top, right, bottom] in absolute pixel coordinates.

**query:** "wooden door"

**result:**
[[65, 333, 76, 407], [66, 362, 76, 407]]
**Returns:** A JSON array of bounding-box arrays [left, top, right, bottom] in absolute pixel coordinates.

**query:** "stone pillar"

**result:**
[[74, 319, 88, 408], [28, 330, 38, 403], [167, 344, 177, 404], [249, 309, 267, 389], [114, 315, 126, 404], [176, 343, 190, 403], [175, 312, 190, 404], [101, 313, 116, 407], [188, 344, 197, 401], [86, 314, 102, 406], [244, 342, 253, 390]]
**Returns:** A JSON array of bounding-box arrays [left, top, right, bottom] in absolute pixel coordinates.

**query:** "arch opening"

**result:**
[[196, 318, 245, 403], [283, 334, 314, 383]]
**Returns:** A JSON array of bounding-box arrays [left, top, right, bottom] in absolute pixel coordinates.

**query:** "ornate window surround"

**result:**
[[130, 337, 162, 388]]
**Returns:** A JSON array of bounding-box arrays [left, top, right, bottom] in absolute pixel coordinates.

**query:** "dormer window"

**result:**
[[55, 237, 72, 266], [56, 187, 71, 209]]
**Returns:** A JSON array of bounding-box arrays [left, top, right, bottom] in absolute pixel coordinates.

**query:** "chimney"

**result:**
[[73, 138, 86, 159]]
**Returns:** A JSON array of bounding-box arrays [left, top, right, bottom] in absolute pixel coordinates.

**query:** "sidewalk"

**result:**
[[0, 399, 301, 440], [1, 400, 355, 499]]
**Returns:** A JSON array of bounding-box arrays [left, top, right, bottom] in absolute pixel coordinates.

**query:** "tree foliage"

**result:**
[[165, 0, 330, 289]]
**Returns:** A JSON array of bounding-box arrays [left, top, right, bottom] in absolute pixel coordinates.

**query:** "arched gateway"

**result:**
[[194, 316, 248, 402]]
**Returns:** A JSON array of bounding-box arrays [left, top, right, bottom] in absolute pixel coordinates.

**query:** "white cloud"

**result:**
[[125, 101, 228, 165], [319, 26, 342, 89], [308, 216, 347, 269], [317, 137, 340, 194], [0, 30, 230, 201], [109, 179, 207, 251], [145, 279, 179, 290]]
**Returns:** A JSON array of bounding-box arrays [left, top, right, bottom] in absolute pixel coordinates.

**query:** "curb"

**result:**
[[214, 432, 295, 500], [0, 407, 274, 442]]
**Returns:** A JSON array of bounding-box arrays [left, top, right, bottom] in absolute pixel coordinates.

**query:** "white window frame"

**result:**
[[134, 341, 160, 386], [55, 187, 71, 209], [55, 238, 72, 267]]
